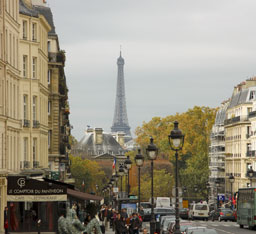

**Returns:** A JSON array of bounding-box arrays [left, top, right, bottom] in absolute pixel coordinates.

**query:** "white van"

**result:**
[[156, 197, 171, 208], [188, 201, 209, 220]]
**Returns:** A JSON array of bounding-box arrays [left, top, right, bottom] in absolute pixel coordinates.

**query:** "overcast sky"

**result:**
[[47, 0, 256, 140]]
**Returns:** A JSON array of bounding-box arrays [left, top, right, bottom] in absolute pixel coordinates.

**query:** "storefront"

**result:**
[[7, 176, 67, 233]]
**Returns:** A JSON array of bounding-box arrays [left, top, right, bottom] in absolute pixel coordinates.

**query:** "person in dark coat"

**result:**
[[114, 213, 126, 234], [130, 213, 141, 234]]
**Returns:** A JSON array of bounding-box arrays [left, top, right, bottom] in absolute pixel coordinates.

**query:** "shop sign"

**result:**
[[7, 176, 67, 201]]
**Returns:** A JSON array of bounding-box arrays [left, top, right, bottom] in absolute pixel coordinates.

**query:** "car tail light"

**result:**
[[254, 216, 256, 220], [220, 212, 224, 216]]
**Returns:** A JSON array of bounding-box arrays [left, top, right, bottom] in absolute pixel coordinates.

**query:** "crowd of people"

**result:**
[[57, 203, 146, 234], [99, 205, 143, 234]]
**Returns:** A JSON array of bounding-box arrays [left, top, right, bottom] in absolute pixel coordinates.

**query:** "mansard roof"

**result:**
[[215, 102, 229, 125], [75, 131, 125, 158], [228, 89, 249, 109], [19, 0, 39, 17], [34, 5, 56, 35]]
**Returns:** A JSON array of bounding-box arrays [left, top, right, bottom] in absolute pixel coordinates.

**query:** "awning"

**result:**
[[67, 189, 103, 201]]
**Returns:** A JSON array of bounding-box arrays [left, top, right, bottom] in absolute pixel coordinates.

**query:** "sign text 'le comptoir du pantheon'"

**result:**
[[7, 176, 67, 202]]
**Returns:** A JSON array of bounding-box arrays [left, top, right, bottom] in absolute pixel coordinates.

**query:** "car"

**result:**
[[188, 202, 209, 221], [180, 208, 189, 219], [209, 208, 235, 222], [155, 208, 175, 233], [160, 216, 175, 234], [169, 221, 194, 234]]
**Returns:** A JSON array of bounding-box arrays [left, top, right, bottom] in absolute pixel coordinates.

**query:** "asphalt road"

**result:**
[[144, 220, 256, 234]]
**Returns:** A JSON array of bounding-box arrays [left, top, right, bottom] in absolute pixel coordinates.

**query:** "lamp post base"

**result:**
[[150, 219, 156, 234]]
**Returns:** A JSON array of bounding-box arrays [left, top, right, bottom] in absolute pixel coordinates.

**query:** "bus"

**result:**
[[237, 188, 256, 229]]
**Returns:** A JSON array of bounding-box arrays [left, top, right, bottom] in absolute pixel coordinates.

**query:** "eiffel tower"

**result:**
[[111, 51, 131, 136]]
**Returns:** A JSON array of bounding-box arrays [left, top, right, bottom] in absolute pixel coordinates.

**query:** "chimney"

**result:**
[[85, 126, 93, 134], [116, 132, 125, 147], [94, 128, 103, 145]]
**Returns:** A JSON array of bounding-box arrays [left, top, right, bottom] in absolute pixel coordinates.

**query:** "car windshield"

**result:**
[[195, 205, 208, 210], [141, 203, 151, 209]]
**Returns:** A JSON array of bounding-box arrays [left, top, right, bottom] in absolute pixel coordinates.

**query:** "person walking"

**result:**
[[115, 213, 126, 234], [130, 213, 141, 234]]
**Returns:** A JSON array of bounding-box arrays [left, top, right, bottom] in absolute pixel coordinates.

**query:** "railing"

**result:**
[[48, 52, 65, 64], [33, 161, 39, 168], [246, 151, 256, 157], [224, 115, 249, 125], [33, 120, 40, 128], [249, 111, 256, 118], [23, 119, 30, 128], [20, 161, 30, 169]]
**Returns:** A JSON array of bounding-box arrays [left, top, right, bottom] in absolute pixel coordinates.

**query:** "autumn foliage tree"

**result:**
[[70, 156, 106, 194], [134, 106, 217, 199]]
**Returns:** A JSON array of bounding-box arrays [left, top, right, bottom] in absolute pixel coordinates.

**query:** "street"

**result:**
[[143, 220, 255, 234]]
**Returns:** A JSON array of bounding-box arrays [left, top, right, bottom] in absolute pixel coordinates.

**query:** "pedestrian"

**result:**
[[58, 212, 68, 234], [130, 213, 141, 234], [114, 213, 126, 234], [84, 203, 102, 234], [143, 228, 148, 234]]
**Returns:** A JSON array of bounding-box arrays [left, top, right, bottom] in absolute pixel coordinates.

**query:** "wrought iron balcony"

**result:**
[[23, 119, 30, 128], [224, 115, 249, 125], [33, 120, 40, 128], [249, 111, 256, 118], [20, 161, 30, 169], [33, 161, 39, 168], [246, 151, 256, 157]]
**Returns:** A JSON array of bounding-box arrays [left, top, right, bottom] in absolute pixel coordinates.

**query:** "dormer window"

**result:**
[[250, 91, 255, 100]]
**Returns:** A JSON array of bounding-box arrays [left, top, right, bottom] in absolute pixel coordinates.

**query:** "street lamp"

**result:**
[[119, 164, 125, 195], [125, 156, 132, 196], [169, 121, 184, 234], [229, 174, 234, 208], [183, 187, 187, 200], [146, 137, 158, 234], [135, 149, 144, 214], [248, 166, 254, 187]]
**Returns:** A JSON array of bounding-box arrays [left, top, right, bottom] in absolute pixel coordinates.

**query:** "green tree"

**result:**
[[70, 156, 106, 193], [134, 106, 217, 199]]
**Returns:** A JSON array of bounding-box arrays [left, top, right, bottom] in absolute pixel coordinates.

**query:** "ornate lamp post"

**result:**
[[168, 121, 184, 234], [229, 174, 234, 208], [119, 164, 125, 196], [125, 156, 132, 196], [135, 149, 144, 214], [248, 167, 254, 187], [146, 137, 158, 234], [183, 187, 187, 199]]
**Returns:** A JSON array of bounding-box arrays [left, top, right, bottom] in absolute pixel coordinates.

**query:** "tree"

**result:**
[[70, 156, 106, 193], [134, 106, 217, 199]]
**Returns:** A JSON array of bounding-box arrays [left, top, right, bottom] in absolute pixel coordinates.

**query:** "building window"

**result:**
[[22, 20, 27, 40], [23, 55, 27, 78], [32, 23, 37, 41], [48, 69, 51, 84], [23, 95, 28, 120], [33, 138, 37, 164], [48, 101, 51, 115], [47, 41, 51, 52], [24, 137, 28, 161], [32, 57, 37, 79], [48, 130, 51, 149], [32, 96, 37, 121], [250, 91, 255, 100]]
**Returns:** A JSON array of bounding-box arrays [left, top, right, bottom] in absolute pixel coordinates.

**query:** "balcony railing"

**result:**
[[249, 111, 256, 118], [33, 120, 40, 128], [224, 115, 249, 125], [246, 150, 256, 157], [23, 119, 30, 128], [20, 161, 30, 169], [33, 161, 39, 168]]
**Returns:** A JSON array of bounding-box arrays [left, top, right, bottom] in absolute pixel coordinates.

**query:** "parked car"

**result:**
[[155, 208, 175, 233], [180, 208, 189, 219], [188, 202, 209, 221], [169, 221, 194, 234], [209, 208, 235, 222], [160, 216, 175, 234]]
